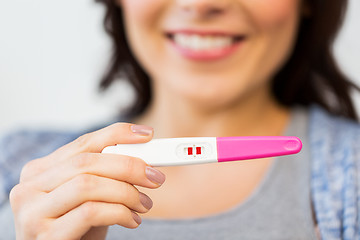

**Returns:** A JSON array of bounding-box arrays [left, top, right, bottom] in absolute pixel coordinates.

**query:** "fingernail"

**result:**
[[145, 166, 166, 186], [132, 212, 142, 225], [139, 192, 153, 210], [131, 125, 153, 136]]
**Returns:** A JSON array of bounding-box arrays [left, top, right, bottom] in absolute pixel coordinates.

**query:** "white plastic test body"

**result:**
[[101, 136, 302, 167]]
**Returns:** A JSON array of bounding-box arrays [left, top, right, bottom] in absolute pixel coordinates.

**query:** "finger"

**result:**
[[38, 174, 152, 218], [26, 153, 165, 191], [55, 123, 154, 158], [49, 202, 141, 240], [20, 123, 154, 181]]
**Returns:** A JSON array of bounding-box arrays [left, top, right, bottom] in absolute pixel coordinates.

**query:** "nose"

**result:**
[[176, 0, 232, 19]]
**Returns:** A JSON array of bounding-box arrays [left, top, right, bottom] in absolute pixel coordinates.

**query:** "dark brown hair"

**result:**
[[95, 0, 359, 120]]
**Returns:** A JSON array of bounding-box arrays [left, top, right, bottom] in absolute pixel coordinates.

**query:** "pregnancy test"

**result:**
[[101, 136, 302, 167]]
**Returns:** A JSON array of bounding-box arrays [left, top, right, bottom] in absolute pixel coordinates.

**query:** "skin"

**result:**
[[10, 124, 164, 239], [10, 0, 303, 239], [123, 0, 301, 218]]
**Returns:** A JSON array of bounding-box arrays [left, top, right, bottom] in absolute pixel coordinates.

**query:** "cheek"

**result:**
[[229, 0, 301, 99], [247, 0, 300, 29], [121, 0, 166, 28], [120, 0, 169, 75], [121, 1, 150, 29]]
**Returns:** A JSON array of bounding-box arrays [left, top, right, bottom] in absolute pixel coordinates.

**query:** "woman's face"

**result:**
[[119, 0, 302, 108]]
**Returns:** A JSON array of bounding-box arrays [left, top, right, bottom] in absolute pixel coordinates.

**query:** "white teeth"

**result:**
[[173, 34, 234, 51]]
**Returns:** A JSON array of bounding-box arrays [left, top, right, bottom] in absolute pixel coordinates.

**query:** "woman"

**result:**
[[1, 0, 359, 239]]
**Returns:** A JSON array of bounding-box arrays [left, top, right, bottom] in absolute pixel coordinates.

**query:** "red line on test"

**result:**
[[188, 147, 193, 155], [196, 147, 201, 155]]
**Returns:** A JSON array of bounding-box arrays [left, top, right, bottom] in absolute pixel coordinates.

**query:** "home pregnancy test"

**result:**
[[101, 136, 302, 167]]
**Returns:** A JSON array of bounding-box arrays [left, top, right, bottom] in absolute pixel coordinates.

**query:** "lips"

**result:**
[[166, 31, 246, 61]]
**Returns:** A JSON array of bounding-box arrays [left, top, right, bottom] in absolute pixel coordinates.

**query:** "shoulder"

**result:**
[[0, 129, 81, 206], [309, 105, 360, 167], [0, 129, 81, 168], [309, 104, 360, 144], [309, 105, 360, 174], [308, 105, 360, 239]]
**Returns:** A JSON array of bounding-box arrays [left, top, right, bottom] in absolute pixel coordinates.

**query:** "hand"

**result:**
[[9, 123, 166, 240]]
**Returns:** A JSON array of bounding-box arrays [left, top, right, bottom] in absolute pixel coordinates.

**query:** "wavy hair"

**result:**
[[95, 0, 359, 120]]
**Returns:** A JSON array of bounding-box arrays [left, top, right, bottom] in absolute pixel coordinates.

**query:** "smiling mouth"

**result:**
[[166, 32, 246, 52]]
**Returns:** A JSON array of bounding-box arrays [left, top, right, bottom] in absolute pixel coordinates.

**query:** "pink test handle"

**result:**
[[216, 136, 302, 162]]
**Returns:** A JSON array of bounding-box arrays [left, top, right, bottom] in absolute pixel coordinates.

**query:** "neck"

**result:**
[[133, 84, 290, 138]]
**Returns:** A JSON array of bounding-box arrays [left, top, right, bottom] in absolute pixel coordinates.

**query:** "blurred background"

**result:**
[[0, 0, 359, 133]]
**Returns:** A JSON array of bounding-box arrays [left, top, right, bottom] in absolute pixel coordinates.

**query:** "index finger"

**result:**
[[56, 123, 153, 158], [21, 123, 153, 184], [31, 123, 153, 170]]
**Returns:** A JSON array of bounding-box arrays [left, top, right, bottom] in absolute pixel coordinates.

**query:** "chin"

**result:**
[[181, 86, 247, 111]]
